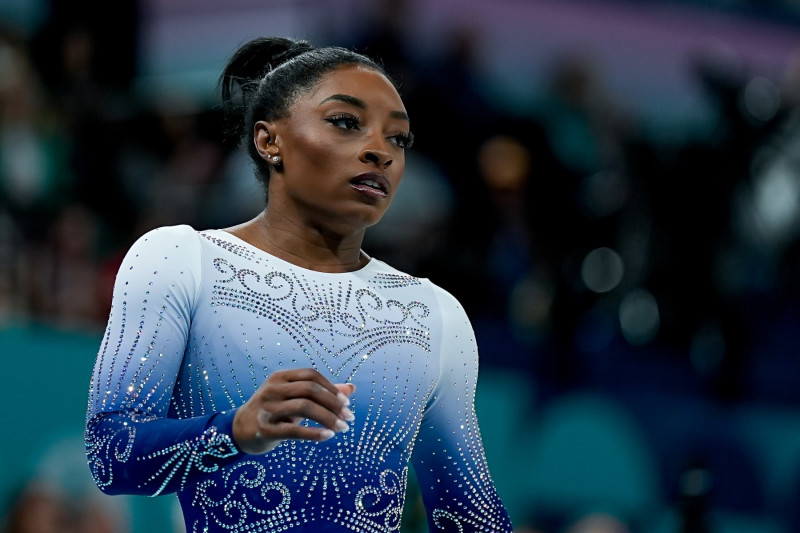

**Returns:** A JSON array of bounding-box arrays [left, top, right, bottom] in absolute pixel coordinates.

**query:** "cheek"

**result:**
[[290, 130, 347, 170]]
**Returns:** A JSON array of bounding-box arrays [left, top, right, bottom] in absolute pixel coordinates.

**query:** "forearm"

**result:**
[[85, 408, 241, 496], [413, 420, 513, 532]]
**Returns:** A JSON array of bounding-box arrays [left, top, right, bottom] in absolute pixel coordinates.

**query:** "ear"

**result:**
[[254, 120, 279, 162]]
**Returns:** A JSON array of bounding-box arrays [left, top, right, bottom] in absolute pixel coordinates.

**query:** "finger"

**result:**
[[333, 383, 356, 421], [272, 422, 336, 442], [282, 368, 341, 397], [334, 383, 356, 400], [257, 408, 312, 431], [269, 398, 351, 433], [251, 423, 336, 452], [271, 380, 351, 419]]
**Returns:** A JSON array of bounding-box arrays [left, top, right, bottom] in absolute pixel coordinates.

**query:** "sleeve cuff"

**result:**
[[206, 408, 243, 459]]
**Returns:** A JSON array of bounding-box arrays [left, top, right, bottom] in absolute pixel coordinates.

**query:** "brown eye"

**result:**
[[390, 131, 414, 149], [326, 114, 360, 131]]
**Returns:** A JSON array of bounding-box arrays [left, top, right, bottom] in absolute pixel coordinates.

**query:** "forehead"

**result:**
[[303, 65, 406, 112]]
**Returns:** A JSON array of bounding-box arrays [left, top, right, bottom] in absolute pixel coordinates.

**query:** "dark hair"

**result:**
[[219, 36, 390, 190]]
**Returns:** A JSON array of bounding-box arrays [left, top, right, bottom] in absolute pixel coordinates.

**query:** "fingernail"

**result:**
[[319, 429, 335, 440], [334, 420, 350, 433], [337, 392, 351, 406], [340, 407, 355, 422]]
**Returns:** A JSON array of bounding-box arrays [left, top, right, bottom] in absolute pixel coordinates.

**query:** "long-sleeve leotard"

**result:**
[[85, 225, 512, 532]]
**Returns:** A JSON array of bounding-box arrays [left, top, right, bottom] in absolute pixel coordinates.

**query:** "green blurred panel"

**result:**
[[524, 391, 662, 522], [0, 325, 177, 533], [474, 367, 537, 524], [0, 325, 101, 488]]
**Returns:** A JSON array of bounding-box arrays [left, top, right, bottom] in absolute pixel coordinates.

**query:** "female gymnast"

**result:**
[[85, 35, 512, 533]]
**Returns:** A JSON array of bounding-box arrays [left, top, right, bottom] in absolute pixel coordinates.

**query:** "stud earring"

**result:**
[[271, 155, 280, 163]]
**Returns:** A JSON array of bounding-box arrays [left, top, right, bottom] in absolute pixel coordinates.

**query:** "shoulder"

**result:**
[[129, 224, 200, 248], [119, 224, 203, 271], [114, 225, 204, 303], [123, 224, 200, 256]]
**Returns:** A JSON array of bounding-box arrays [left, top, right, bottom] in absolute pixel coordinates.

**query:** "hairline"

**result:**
[[276, 62, 397, 120]]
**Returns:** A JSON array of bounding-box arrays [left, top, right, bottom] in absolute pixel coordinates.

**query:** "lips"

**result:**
[[350, 173, 390, 199]]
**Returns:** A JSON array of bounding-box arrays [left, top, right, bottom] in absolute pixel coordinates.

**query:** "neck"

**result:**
[[225, 210, 369, 273]]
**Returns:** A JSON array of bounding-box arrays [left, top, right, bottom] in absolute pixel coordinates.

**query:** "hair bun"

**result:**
[[220, 36, 313, 97], [219, 36, 314, 144], [268, 38, 315, 70]]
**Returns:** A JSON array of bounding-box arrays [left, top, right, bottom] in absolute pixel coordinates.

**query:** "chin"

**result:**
[[342, 203, 391, 230]]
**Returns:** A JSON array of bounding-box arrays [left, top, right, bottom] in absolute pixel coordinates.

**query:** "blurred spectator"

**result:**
[[0, 32, 73, 322], [523, 51, 652, 391], [346, 0, 419, 92], [29, 0, 139, 92], [564, 513, 630, 533], [1, 480, 127, 533], [23, 203, 107, 329], [70, 497, 123, 533], [121, 94, 227, 233], [641, 46, 777, 402], [29, 0, 141, 242], [1, 481, 70, 533], [1, 435, 133, 533], [0, 33, 71, 243], [0, 208, 24, 320]]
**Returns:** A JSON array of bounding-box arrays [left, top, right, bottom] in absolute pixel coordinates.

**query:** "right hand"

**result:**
[[232, 368, 356, 454]]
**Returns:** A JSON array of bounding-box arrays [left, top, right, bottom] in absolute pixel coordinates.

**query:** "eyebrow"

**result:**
[[319, 94, 409, 121]]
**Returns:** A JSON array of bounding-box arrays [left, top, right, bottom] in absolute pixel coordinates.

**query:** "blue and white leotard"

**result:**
[[85, 225, 512, 533]]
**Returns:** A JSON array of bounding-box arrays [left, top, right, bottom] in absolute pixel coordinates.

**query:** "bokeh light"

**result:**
[[618, 288, 660, 346], [580, 247, 624, 293]]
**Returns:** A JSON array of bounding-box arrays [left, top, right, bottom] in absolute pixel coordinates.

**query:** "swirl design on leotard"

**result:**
[[354, 468, 408, 531], [209, 257, 431, 378], [191, 462, 291, 532], [85, 412, 138, 490]]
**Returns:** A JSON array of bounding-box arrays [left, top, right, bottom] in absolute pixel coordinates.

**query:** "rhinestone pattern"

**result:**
[[85, 225, 512, 532]]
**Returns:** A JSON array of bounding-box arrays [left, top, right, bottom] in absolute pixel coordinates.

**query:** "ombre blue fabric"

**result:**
[[85, 225, 512, 533]]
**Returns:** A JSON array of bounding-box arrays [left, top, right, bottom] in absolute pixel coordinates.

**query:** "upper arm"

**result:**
[[87, 225, 202, 420], [411, 286, 513, 532]]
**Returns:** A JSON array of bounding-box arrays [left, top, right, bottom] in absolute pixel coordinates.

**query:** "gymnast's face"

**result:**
[[256, 65, 412, 236]]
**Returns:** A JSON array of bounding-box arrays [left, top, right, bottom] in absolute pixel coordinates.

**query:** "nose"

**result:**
[[359, 144, 393, 169]]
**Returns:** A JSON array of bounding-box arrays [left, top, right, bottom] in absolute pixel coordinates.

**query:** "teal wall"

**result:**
[[0, 325, 177, 533]]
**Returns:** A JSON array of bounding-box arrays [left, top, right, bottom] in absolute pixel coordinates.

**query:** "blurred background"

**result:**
[[1, 0, 800, 531]]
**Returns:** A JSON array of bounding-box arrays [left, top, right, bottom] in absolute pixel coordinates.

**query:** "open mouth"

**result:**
[[350, 173, 389, 197]]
